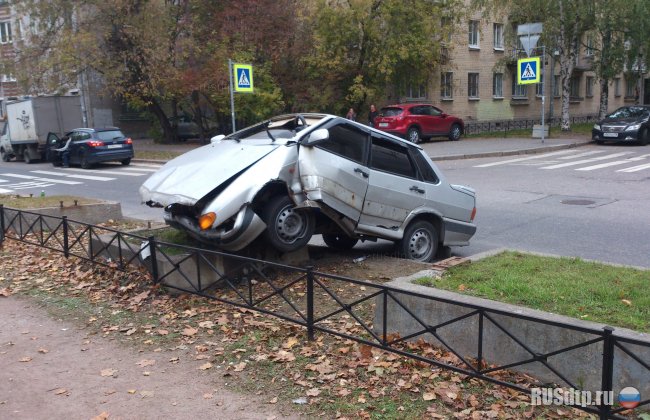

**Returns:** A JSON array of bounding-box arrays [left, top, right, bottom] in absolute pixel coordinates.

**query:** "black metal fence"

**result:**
[[464, 115, 598, 136], [1, 205, 648, 419]]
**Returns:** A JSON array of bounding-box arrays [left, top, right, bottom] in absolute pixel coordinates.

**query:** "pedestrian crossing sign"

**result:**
[[233, 63, 254, 92], [517, 57, 540, 85]]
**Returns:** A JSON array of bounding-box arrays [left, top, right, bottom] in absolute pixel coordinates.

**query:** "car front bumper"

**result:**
[[163, 205, 267, 251], [592, 129, 642, 142]]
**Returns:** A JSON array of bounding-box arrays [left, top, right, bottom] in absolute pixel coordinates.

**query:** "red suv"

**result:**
[[374, 103, 464, 144]]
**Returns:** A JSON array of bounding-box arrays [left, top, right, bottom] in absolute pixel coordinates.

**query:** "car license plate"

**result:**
[[603, 132, 618, 138], [107, 144, 123, 149], [378, 122, 389, 127]]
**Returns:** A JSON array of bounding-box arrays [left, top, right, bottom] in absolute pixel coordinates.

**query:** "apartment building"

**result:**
[[390, 11, 638, 126], [0, 0, 21, 99]]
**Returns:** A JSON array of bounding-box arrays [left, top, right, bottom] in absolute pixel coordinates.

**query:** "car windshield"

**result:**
[[381, 107, 403, 117], [607, 107, 650, 119], [97, 130, 125, 141], [227, 116, 313, 141]]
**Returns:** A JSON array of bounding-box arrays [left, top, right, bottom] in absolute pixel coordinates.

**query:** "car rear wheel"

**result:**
[[80, 153, 92, 169], [121, 158, 131, 165], [448, 124, 462, 141], [322, 232, 358, 250], [407, 127, 421, 144], [263, 195, 315, 253], [399, 220, 438, 262]]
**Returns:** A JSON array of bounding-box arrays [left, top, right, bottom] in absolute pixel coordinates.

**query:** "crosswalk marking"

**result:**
[[557, 150, 606, 160], [1, 173, 83, 185], [124, 166, 159, 172], [31, 170, 116, 181], [59, 168, 146, 177], [617, 162, 650, 173], [130, 163, 163, 169], [575, 156, 647, 171], [540, 153, 633, 169], [473, 150, 577, 167], [0, 188, 12, 193]]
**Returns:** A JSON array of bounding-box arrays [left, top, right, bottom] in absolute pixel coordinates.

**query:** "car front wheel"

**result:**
[[399, 220, 439, 262], [263, 195, 315, 253]]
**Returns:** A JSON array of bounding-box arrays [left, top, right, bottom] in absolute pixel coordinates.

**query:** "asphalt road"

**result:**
[[1, 142, 649, 268]]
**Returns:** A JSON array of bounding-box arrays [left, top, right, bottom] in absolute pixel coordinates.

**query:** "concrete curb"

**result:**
[[431, 140, 593, 161]]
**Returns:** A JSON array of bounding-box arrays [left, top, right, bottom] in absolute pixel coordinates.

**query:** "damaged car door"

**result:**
[[298, 121, 370, 225]]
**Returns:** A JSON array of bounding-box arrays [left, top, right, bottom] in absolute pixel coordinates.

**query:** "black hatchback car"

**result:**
[[49, 127, 134, 168], [592, 106, 650, 145]]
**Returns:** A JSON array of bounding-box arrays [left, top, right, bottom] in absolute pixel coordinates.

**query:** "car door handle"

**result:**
[[410, 186, 425, 194], [354, 167, 369, 178]]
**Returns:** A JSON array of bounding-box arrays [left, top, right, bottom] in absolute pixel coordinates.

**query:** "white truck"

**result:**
[[0, 96, 84, 163]]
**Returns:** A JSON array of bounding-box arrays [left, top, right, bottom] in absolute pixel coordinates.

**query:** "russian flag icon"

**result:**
[[619, 387, 641, 409]]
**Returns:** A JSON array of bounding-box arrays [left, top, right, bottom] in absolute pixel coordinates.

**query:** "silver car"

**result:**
[[140, 114, 477, 262]]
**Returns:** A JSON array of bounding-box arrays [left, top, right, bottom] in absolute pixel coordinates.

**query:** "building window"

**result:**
[[614, 78, 621, 96], [468, 73, 479, 99], [0, 21, 12, 44], [585, 35, 595, 57], [586, 76, 594, 97], [512, 73, 528, 97], [402, 81, 427, 100], [493, 23, 504, 50], [554, 75, 561, 97], [535, 74, 544, 96], [441, 17, 453, 44], [570, 76, 581, 98], [625, 78, 636, 98], [441, 72, 453, 99], [1, 74, 16, 82], [469, 20, 480, 49], [493, 73, 503, 97]]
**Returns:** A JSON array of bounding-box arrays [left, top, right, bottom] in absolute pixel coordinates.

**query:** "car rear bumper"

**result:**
[[442, 218, 476, 246], [86, 148, 134, 164]]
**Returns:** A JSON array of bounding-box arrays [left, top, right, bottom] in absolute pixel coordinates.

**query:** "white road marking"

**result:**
[[540, 153, 633, 169], [557, 150, 607, 159], [123, 166, 159, 172], [575, 156, 647, 171], [11, 183, 55, 190], [0, 173, 83, 185], [30, 170, 115, 182], [0, 178, 7, 183], [0, 188, 13, 193], [616, 162, 650, 172], [59, 168, 145, 177], [130, 164, 163, 169], [473, 150, 579, 167]]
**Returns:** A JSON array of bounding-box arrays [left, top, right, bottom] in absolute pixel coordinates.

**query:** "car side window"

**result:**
[[429, 106, 442, 117], [411, 149, 440, 184], [79, 132, 92, 140], [370, 136, 417, 179], [410, 106, 422, 116], [316, 123, 368, 164]]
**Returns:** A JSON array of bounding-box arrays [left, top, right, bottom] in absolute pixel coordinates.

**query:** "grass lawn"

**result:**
[[0, 194, 102, 209], [465, 122, 593, 139], [415, 251, 650, 332]]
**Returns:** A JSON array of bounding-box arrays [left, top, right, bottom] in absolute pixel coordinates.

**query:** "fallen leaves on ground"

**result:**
[[0, 239, 602, 419]]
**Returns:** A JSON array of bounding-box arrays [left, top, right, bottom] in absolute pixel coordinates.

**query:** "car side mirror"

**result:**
[[302, 128, 329, 146], [210, 134, 225, 144]]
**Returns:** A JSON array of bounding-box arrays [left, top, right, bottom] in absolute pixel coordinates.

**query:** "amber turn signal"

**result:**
[[198, 212, 216, 230]]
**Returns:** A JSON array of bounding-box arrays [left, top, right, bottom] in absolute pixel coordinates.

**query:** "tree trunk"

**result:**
[[598, 78, 609, 119], [148, 100, 176, 143]]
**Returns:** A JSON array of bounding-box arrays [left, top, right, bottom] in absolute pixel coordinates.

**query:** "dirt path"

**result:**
[[0, 296, 300, 420]]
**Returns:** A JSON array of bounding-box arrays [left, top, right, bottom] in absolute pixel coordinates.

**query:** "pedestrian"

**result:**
[[53, 136, 72, 167], [368, 104, 379, 127], [345, 107, 357, 121]]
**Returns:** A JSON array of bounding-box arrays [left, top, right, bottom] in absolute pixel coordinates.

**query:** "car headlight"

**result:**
[[626, 123, 642, 131], [593, 124, 601, 130]]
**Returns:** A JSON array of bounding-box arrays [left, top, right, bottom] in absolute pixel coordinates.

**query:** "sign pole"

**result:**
[[228, 59, 236, 134], [541, 45, 546, 144]]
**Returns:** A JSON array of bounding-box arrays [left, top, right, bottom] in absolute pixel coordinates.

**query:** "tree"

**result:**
[[304, 0, 464, 115]]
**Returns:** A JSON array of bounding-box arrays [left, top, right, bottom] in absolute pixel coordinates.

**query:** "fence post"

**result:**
[[148, 236, 159, 284], [599, 326, 615, 420], [477, 310, 484, 371], [0, 204, 5, 246], [306, 266, 315, 341], [62, 216, 69, 258]]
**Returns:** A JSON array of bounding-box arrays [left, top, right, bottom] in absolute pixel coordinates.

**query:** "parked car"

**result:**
[[374, 103, 464, 144], [48, 127, 134, 169], [170, 116, 200, 141], [140, 114, 477, 262], [592, 106, 650, 145]]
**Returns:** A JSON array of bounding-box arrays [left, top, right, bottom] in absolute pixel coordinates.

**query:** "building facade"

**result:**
[[386, 10, 641, 127]]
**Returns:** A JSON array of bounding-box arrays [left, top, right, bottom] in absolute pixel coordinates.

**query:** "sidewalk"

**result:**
[[132, 134, 593, 164]]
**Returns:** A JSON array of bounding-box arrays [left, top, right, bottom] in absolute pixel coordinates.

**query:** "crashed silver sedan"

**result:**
[[140, 114, 477, 262]]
